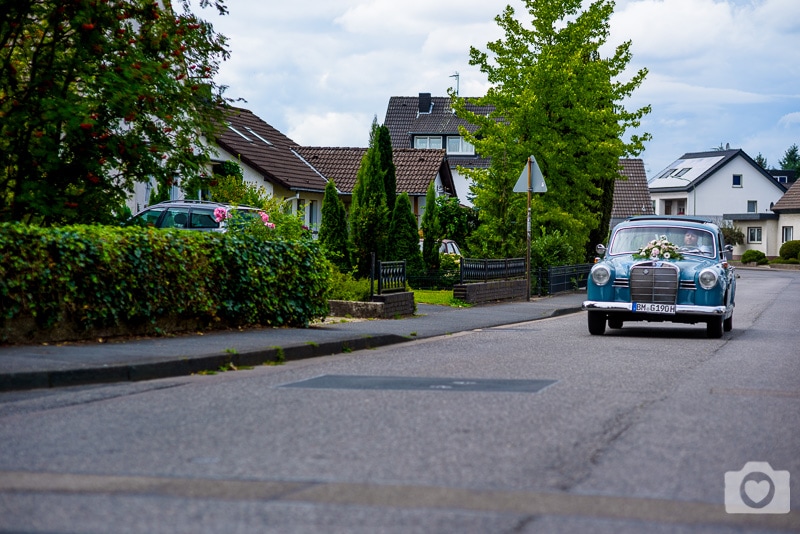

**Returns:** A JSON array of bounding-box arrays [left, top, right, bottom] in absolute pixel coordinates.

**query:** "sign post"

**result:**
[[513, 156, 547, 300]]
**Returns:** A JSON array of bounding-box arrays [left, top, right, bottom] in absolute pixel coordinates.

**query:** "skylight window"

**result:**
[[227, 124, 251, 142], [244, 127, 273, 146], [673, 168, 691, 177]]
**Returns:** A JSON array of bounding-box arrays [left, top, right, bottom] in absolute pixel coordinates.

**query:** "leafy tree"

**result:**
[[452, 0, 650, 261], [779, 143, 800, 172], [753, 153, 769, 169], [376, 123, 397, 213], [319, 179, 351, 271], [388, 192, 424, 276], [0, 0, 231, 225], [420, 181, 441, 271], [349, 122, 389, 278], [436, 195, 476, 253]]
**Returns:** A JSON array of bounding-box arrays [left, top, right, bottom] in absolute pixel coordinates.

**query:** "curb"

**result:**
[[0, 333, 411, 393]]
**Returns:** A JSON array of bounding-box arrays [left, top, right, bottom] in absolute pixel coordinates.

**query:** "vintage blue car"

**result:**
[[582, 216, 736, 338]]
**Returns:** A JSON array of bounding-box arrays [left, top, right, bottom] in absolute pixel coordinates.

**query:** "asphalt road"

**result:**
[[0, 268, 798, 533]]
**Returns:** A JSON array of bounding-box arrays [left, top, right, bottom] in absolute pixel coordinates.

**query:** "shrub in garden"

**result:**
[[740, 249, 767, 264], [778, 240, 800, 261]]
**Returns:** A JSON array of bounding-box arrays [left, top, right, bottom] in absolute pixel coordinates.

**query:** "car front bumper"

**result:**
[[582, 301, 730, 317]]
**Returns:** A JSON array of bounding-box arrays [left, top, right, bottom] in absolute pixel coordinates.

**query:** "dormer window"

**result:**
[[447, 136, 475, 155], [414, 136, 442, 149]]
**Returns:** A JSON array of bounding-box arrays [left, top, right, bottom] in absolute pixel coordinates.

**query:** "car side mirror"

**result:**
[[724, 244, 734, 262], [595, 244, 606, 257]]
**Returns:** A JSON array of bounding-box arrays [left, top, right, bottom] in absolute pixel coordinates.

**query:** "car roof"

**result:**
[[133, 200, 261, 214], [620, 215, 720, 231]]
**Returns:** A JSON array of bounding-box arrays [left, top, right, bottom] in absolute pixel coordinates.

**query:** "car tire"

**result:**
[[723, 313, 733, 332], [608, 318, 623, 329], [588, 311, 606, 335], [706, 316, 724, 338]]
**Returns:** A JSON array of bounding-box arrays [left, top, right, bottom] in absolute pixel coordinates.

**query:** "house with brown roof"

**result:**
[[384, 93, 653, 223], [295, 146, 456, 224], [724, 179, 800, 258], [210, 107, 328, 231], [384, 93, 491, 206]]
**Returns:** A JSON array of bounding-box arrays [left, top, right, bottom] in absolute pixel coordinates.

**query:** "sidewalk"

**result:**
[[0, 292, 586, 392]]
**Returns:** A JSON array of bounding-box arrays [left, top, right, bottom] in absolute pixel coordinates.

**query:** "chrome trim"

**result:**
[[582, 300, 730, 316]]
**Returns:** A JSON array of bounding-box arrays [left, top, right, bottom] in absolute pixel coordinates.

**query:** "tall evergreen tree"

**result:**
[[349, 122, 389, 278], [376, 124, 397, 213], [388, 193, 424, 276], [779, 144, 800, 172], [452, 0, 650, 260], [420, 182, 441, 272], [319, 180, 350, 272]]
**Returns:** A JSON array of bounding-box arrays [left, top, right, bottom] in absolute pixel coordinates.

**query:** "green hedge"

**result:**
[[0, 223, 329, 342], [778, 240, 800, 260]]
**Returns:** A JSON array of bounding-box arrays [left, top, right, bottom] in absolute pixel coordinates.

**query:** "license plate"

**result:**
[[633, 302, 676, 314]]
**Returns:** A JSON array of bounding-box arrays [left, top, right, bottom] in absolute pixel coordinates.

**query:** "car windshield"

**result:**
[[609, 226, 716, 257]]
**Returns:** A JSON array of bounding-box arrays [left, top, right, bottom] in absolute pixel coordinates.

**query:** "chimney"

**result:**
[[418, 93, 431, 114]]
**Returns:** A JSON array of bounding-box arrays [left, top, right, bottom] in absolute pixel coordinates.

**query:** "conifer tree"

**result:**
[[420, 182, 441, 271], [388, 192, 424, 276], [319, 180, 350, 271], [349, 122, 389, 278], [376, 124, 397, 213]]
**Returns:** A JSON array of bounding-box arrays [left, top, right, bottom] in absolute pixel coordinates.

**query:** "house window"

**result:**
[[732, 174, 742, 187], [782, 226, 793, 243], [663, 199, 685, 215], [775, 175, 788, 183], [446, 136, 475, 155], [747, 227, 762, 243], [414, 136, 442, 149], [747, 200, 757, 213]]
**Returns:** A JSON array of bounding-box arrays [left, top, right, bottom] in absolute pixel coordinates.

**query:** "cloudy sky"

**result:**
[[191, 0, 799, 179]]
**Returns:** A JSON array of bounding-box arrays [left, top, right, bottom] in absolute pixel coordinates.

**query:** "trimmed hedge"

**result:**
[[740, 249, 767, 265], [779, 240, 800, 260], [0, 223, 329, 343]]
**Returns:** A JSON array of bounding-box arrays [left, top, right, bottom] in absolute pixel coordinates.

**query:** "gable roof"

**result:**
[[613, 159, 655, 218], [771, 179, 800, 213], [214, 107, 327, 193], [294, 147, 456, 197], [383, 94, 492, 169], [648, 148, 786, 193]]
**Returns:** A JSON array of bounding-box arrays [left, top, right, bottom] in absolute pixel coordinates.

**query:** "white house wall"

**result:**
[[651, 156, 784, 219]]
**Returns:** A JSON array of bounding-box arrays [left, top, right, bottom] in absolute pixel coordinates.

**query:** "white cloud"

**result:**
[[191, 0, 800, 182]]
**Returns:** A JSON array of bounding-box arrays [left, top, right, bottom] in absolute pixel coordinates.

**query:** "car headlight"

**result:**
[[698, 268, 718, 290], [591, 264, 611, 286]]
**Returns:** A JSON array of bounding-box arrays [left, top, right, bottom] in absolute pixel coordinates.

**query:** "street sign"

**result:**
[[513, 155, 547, 193]]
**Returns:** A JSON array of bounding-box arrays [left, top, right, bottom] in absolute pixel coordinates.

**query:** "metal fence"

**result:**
[[373, 260, 406, 295], [460, 258, 527, 283], [533, 263, 593, 295], [404, 259, 593, 296]]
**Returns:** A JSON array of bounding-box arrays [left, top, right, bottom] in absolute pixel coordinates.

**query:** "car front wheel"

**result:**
[[588, 311, 606, 335], [723, 312, 733, 332], [706, 316, 724, 338]]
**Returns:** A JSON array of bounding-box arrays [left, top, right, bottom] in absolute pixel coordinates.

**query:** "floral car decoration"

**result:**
[[581, 216, 736, 339], [633, 235, 684, 261]]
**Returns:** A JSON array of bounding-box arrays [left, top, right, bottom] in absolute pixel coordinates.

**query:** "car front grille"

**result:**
[[629, 263, 679, 304]]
